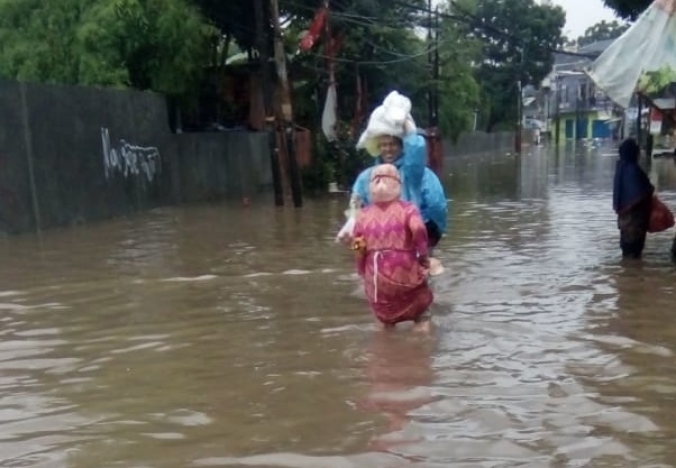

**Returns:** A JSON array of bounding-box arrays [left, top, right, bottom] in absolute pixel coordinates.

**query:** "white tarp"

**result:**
[[321, 82, 338, 142], [586, 0, 676, 108]]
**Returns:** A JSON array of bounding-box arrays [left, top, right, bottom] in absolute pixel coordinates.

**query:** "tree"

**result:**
[[459, 0, 566, 131], [287, 0, 433, 189], [0, 0, 216, 97], [639, 66, 676, 94], [603, 0, 651, 20], [576, 20, 629, 47], [81, 0, 216, 95], [0, 0, 90, 85], [191, 0, 479, 142], [191, 1, 259, 63], [438, 5, 482, 141]]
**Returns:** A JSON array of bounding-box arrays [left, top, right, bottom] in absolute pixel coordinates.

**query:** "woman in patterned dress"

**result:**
[[352, 164, 433, 332]]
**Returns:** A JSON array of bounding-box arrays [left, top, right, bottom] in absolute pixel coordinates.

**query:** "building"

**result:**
[[541, 39, 624, 143]]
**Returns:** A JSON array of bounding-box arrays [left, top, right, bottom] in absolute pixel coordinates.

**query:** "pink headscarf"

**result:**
[[369, 164, 402, 204]]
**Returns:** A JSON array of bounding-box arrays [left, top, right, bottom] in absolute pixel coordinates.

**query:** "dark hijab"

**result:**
[[613, 138, 654, 214]]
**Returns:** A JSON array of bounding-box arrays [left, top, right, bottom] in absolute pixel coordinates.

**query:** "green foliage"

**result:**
[[0, 0, 216, 96], [192, 1, 258, 53], [301, 121, 371, 194], [289, 0, 431, 188], [639, 66, 676, 95], [192, 0, 330, 54], [300, 140, 335, 196], [576, 20, 629, 47], [437, 2, 482, 141], [460, 0, 566, 130], [291, 0, 482, 186], [0, 0, 87, 84], [603, 0, 651, 20], [0, 0, 570, 193]]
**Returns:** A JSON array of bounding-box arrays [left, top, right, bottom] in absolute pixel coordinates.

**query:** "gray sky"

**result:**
[[549, 0, 622, 38]]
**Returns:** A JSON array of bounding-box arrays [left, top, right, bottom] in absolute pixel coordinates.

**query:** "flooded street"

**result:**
[[3, 145, 676, 467]]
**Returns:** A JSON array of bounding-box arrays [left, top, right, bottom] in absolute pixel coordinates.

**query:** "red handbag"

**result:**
[[648, 196, 675, 233]]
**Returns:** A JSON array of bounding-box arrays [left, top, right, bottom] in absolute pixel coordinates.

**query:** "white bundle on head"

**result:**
[[356, 91, 417, 157]]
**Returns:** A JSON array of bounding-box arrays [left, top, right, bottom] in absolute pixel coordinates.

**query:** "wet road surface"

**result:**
[[1, 146, 676, 467]]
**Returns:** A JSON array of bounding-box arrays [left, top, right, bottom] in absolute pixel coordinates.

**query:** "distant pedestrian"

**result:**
[[613, 138, 654, 258]]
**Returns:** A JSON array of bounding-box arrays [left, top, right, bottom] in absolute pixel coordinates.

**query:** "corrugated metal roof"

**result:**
[[553, 39, 614, 67]]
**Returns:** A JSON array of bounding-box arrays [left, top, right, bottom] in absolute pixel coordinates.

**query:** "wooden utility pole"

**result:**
[[270, 0, 303, 208], [254, 0, 284, 206], [425, 5, 443, 177], [433, 7, 440, 127], [427, 0, 434, 128]]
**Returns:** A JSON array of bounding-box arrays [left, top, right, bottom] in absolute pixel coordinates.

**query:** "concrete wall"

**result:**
[[0, 79, 523, 235], [0, 80, 271, 234], [175, 132, 272, 202]]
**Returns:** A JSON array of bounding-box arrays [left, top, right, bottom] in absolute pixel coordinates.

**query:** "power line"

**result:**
[[284, 0, 599, 61], [277, 0, 600, 68], [389, 0, 600, 59], [302, 32, 455, 65]]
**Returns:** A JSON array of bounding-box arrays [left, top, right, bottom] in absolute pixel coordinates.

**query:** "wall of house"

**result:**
[[551, 110, 617, 143]]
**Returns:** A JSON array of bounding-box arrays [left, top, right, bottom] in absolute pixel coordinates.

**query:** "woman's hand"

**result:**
[[335, 216, 357, 244]]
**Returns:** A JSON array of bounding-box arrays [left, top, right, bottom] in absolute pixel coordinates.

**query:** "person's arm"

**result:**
[[420, 169, 449, 234], [351, 169, 371, 206], [640, 169, 655, 197], [353, 214, 367, 276], [336, 170, 370, 243], [406, 204, 429, 266], [612, 162, 622, 213], [398, 134, 426, 207]]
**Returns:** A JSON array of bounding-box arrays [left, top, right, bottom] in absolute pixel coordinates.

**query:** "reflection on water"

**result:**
[[1, 146, 676, 467]]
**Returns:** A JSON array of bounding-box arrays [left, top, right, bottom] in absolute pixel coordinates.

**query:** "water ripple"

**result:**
[[0, 148, 674, 466]]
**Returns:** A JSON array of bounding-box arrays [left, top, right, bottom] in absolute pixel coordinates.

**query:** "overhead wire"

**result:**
[[285, 0, 600, 60], [389, 0, 601, 59], [231, 0, 598, 68]]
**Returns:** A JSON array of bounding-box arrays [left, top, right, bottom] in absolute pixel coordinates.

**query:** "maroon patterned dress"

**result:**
[[353, 200, 433, 324]]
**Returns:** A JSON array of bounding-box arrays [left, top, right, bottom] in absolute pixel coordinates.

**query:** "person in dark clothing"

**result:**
[[613, 138, 654, 259]]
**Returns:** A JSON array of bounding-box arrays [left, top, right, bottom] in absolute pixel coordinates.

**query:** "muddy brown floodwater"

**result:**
[[1, 146, 676, 468]]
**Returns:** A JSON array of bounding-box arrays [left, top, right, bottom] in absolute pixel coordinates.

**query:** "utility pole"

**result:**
[[555, 74, 561, 146], [270, 0, 303, 207], [637, 93, 643, 150], [254, 0, 284, 206], [424, 5, 443, 177], [427, 0, 434, 128], [515, 79, 522, 154], [433, 7, 440, 127], [515, 46, 524, 154]]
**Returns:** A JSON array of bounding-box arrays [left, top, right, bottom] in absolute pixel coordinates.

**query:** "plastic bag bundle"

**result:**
[[335, 193, 362, 243], [356, 91, 417, 157]]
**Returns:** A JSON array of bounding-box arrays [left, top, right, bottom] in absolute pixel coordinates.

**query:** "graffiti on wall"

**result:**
[[101, 127, 161, 182]]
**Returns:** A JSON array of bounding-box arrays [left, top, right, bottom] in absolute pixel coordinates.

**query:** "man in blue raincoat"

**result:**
[[349, 132, 448, 252], [336, 91, 448, 256]]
